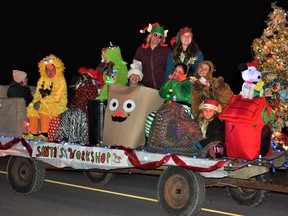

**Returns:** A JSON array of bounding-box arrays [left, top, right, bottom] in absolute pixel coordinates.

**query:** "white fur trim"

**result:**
[[147, 23, 153, 33], [164, 30, 168, 38], [128, 69, 143, 81], [202, 104, 218, 111]]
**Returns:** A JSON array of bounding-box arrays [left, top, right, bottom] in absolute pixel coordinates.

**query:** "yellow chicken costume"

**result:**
[[24, 54, 68, 141]]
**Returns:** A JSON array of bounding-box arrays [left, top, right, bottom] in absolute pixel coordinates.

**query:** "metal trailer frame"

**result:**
[[4, 148, 288, 216]]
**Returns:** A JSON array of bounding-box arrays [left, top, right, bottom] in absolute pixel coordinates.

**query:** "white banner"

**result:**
[[0, 137, 228, 178], [32, 143, 130, 170]]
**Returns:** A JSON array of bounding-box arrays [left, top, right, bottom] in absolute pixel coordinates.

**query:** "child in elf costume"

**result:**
[[97, 43, 128, 100], [23, 54, 68, 141], [159, 62, 192, 108], [146, 63, 193, 138]]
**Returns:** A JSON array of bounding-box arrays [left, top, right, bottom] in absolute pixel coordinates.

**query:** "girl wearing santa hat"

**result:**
[[197, 99, 226, 159]]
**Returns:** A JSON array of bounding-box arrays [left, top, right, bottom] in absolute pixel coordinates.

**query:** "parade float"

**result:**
[[0, 2, 287, 216]]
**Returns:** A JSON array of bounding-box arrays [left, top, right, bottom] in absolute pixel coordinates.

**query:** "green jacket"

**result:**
[[159, 79, 192, 105]]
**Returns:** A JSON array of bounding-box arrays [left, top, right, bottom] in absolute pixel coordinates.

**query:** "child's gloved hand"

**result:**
[[168, 74, 174, 81], [33, 101, 40, 110]]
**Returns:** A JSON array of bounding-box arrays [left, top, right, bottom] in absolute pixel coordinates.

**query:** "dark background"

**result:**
[[1, 0, 287, 93]]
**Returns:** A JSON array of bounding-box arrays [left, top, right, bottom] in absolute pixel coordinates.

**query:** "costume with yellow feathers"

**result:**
[[25, 54, 68, 140]]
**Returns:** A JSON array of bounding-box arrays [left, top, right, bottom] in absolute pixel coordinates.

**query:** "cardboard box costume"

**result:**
[[103, 85, 164, 148]]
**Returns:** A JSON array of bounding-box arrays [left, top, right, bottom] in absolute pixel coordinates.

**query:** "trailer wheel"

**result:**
[[7, 156, 45, 194], [157, 166, 206, 216], [83, 171, 116, 186], [227, 174, 270, 207]]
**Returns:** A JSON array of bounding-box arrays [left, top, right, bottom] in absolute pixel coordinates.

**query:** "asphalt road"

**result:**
[[0, 156, 287, 216]]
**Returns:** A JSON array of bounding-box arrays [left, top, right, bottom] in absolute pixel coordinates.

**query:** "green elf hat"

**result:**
[[140, 22, 169, 48], [151, 24, 164, 35], [140, 22, 168, 37]]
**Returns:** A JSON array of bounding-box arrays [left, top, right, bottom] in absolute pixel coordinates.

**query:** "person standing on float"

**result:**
[[164, 26, 204, 81], [134, 22, 171, 89]]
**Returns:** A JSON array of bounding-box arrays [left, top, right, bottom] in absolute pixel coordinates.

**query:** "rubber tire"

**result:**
[[226, 174, 270, 207], [7, 156, 45, 194], [157, 166, 206, 216], [83, 171, 116, 186]]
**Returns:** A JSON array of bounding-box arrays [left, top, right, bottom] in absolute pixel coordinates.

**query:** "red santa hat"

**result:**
[[199, 99, 222, 113]]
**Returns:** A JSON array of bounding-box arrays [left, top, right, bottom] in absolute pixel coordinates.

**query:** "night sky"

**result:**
[[1, 0, 287, 93]]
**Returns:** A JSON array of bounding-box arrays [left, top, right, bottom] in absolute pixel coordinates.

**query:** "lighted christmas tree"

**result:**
[[252, 2, 287, 145]]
